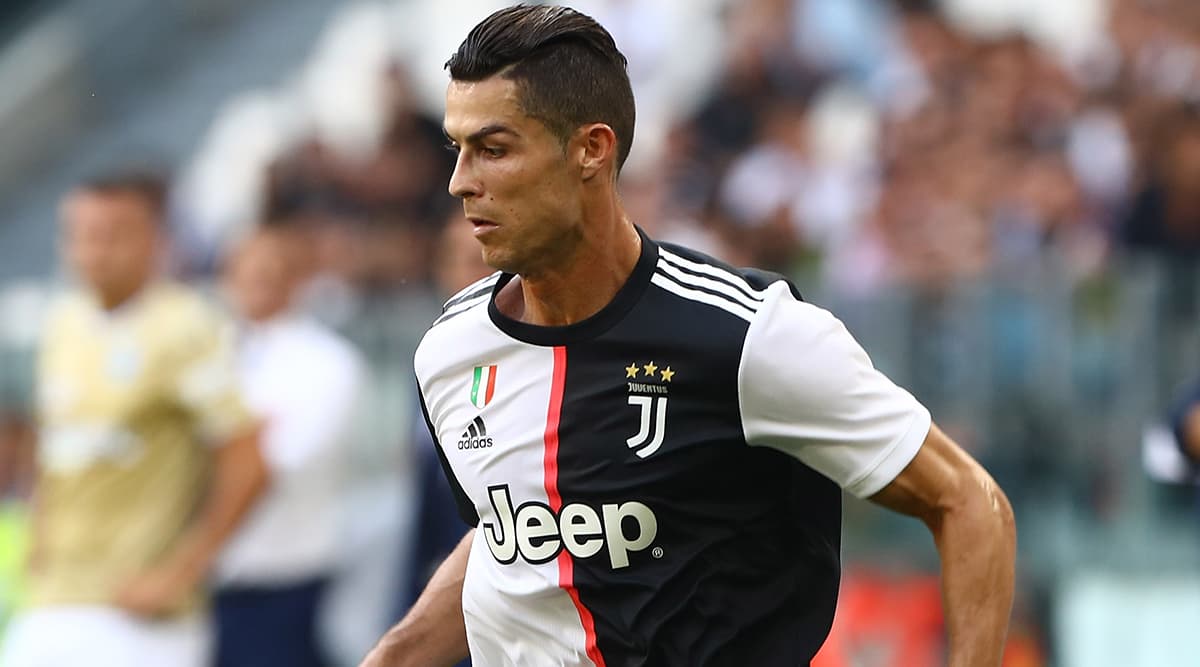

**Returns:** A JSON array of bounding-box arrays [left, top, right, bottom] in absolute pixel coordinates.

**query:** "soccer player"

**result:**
[[360, 6, 1016, 667], [0, 172, 269, 667]]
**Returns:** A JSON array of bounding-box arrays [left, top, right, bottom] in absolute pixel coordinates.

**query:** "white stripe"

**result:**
[[443, 272, 501, 309], [658, 248, 766, 300], [436, 292, 490, 324], [655, 258, 762, 312], [480, 365, 495, 402], [650, 273, 755, 322]]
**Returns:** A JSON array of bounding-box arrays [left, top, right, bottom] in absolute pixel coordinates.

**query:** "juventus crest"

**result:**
[[624, 360, 674, 458]]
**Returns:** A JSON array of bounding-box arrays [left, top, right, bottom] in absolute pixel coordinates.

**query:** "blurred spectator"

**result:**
[[0, 414, 34, 503], [261, 62, 454, 296], [1120, 107, 1200, 256], [396, 215, 490, 667], [1169, 375, 1200, 468], [213, 227, 366, 667], [0, 171, 268, 667]]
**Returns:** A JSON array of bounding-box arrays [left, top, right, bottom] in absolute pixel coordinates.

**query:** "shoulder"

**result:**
[[147, 283, 228, 331], [651, 243, 851, 369], [415, 274, 502, 385], [285, 317, 366, 378], [439, 272, 502, 319], [143, 284, 236, 361], [42, 289, 89, 330], [648, 241, 802, 324]]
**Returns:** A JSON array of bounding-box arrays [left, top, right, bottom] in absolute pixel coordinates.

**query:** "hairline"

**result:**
[[449, 65, 620, 168]]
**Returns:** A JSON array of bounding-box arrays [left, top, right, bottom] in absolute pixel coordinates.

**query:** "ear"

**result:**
[[576, 123, 619, 181]]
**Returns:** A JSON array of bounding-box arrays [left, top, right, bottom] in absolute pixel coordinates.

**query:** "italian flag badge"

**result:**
[[471, 365, 498, 409]]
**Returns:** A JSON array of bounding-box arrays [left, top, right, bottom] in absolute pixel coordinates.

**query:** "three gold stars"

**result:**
[[625, 362, 675, 382]]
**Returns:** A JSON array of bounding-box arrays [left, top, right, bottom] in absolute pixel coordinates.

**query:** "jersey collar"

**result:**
[[487, 226, 658, 346]]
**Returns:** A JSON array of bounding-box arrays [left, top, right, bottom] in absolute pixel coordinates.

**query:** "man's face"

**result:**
[[443, 76, 584, 276], [224, 234, 296, 323], [61, 190, 160, 302]]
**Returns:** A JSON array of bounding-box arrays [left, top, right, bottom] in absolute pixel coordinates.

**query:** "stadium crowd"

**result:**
[[6, 0, 1200, 665], [215, 0, 1200, 300]]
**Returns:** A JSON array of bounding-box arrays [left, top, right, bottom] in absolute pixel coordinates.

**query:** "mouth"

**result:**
[[467, 217, 499, 236]]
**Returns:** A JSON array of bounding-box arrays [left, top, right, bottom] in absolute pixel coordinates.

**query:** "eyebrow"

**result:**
[[444, 124, 516, 145]]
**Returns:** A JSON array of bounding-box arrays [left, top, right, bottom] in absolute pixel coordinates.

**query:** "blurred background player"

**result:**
[[213, 225, 365, 667], [0, 171, 269, 667], [392, 215, 490, 667]]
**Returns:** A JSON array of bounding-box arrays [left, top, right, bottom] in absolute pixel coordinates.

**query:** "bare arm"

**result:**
[[359, 529, 474, 667], [115, 425, 269, 616], [869, 422, 1016, 667]]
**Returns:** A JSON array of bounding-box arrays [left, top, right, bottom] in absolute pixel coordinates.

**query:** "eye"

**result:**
[[483, 146, 505, 158]]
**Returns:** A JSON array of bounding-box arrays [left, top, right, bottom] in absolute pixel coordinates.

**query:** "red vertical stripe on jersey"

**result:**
[[485, 365, 497, 406], [543, 346, 606, 667]]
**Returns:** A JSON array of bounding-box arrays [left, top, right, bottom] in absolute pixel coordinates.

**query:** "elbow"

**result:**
[[250, 444, 273, 498], [992, 482, 1017, 555], [240, 428, 273, 500], [927, 468, 1017, 556], [252, 455, 272, 498]]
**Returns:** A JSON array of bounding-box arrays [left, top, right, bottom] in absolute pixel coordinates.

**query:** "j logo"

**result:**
[[626, 396, 667, 458], [623, 361, 673, 459]]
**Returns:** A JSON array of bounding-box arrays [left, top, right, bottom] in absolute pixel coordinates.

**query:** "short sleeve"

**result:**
[[738, 284, 931, 498], [173, 303, 254, 445]]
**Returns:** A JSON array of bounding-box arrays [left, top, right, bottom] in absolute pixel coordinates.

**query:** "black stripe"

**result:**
[[653, 269, 760, 314], [467, 422, 478, 438], [474, 415, 486, 436], [418, 381, 478, 527], [443, 279, 497, 312], [658, 253, 763, 303], [431, 294, 490, 329]]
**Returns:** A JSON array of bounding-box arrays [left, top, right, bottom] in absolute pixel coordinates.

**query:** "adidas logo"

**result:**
[[458, 416, 494, 450]]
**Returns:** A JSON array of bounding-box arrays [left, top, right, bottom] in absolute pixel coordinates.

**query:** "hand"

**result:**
[[113, 561, 198, 618]]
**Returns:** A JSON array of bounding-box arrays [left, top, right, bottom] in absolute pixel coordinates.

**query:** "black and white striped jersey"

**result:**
[[414, 230, 931, 667]]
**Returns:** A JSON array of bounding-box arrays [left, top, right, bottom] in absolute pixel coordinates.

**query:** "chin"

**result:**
[[480, 248, 520, 274]]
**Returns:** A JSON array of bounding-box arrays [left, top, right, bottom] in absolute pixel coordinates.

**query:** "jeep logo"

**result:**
[[482, 484, 658, 569]]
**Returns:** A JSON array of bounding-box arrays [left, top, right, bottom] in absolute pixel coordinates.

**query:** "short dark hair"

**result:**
[[77, 168, 169, 220], [446, 4, 636, 171]]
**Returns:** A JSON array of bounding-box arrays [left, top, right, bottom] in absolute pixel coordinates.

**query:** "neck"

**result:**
[[505, 206, 641, 328], [247, 306, 290, 326], [95, 281, 147, 312]]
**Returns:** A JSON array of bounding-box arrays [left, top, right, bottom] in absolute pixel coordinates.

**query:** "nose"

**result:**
[[448, 152, 480, 200]]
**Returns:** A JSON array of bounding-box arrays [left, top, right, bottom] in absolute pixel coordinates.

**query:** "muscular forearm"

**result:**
[[928, 474, 1016, 666], [871, 424, 1017, 667], [361, 530, 473, 667]]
